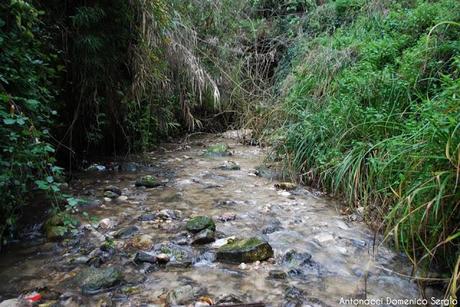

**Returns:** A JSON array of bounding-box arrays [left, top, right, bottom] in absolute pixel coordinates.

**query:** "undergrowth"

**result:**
[[274, 0, 459, 296]]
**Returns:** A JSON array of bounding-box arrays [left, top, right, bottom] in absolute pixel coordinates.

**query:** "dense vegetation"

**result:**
[[273, 0, 460, 292], [1, 0, 458, 297]]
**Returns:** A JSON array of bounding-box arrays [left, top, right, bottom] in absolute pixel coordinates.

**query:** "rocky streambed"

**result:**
[[0, 132, 433, 306]]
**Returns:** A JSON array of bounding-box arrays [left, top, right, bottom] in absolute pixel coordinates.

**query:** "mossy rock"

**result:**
[[216, 237, 274, 264], [46, 225, 68, 241], [186, 216, 216, 233], [204, 144, 231, 157], [67, 267, 123, 295], [135, 175, 161, 188], [43, 212, 76, 241]]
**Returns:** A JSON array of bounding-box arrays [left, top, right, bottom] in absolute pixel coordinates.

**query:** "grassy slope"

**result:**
[[275, 0, 460, 293]]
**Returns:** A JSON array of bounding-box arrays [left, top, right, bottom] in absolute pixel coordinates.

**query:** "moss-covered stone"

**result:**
[[186, 216, 216, 233], [216, 237, 273, 264], [204, 144, 231, 157], [68, 267, 123, 295], [43, 212, 76, 241], [135, 175, 161, 188]]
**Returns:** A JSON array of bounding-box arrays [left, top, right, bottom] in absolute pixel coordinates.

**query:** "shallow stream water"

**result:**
[[0, 133, 432, 306]]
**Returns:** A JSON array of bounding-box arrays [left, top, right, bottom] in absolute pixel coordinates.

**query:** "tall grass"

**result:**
[[275, 0, 460, 296]]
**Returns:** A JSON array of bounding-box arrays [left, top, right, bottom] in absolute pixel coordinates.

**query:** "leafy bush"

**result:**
[[0, 0, 62, 243]]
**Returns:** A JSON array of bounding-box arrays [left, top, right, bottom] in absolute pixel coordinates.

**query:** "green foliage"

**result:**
[[277, 0, 460, 284], [0, 0, 61, 243]]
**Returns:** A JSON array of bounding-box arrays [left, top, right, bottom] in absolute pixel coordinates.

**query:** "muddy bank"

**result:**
[[0, 132, 434, 306]]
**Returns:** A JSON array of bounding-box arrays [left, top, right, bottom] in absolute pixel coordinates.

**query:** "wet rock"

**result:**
[[103, 190, 119, 199], [261, 219, 283, 234], [216, 237, 274, 264], [135, 175, 161, 188], [166, 285, 202, 306], [104, 185, 122, 196], [281, 249, 321, 279], [120, 162, 140, 172], [204, 143, 231, 157], [67, 267, 123, 295], [97, 218, 116, 230], [134, 251, 157, 264], [172, 231, 191, 245], [215, 161, 240, 170], [156, 253, 171, 264], [281, 250, 312, 268], [153, 243, 194, 268], [194, 251, 216, 266], [86, 164, 106, 172], [215, 294, 244, 305], [314, 233, 334, 244], [157, 209, 181, 220], [351, 238, 367, 249], [127, 234, 154, 250], [217, 213, 236, 222], [114, 226, 139, 239], [186, 216, 216, 233], [138, 213, 156, 221], [283, 286, 305, 307], [254, 165, 282, 180], [268, 270, 288, 280], [211, 236, 236, 249], [192, 229, 215, 245], [274, 182, 297, 191]]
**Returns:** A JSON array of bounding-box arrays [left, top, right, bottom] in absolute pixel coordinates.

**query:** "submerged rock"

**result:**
[[192, 229, 215, 245], [283, 286, 305, 307], [215, 161, 240, 170], [134, 251, 157, 264], [217, 213, 236, 222], [135, 175, 161, 188], [281, 249, 321, 279], [216, 237, 273, 264], [186, 216, 216, 233], [281, 249, 312, 268], [261, 218, 283, 234], [268, 270, 288, 280], [166, 285, 202, 306], [67, 267, 123, 295], [204, 144, 231, 157]]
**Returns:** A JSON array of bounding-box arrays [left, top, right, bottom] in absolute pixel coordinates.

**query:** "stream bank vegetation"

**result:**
[[0, 0, 459, 299]]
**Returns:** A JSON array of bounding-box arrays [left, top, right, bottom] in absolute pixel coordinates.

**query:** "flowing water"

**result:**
[[0, 133, 433, 306]]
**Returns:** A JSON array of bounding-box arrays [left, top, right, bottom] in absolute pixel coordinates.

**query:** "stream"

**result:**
[[0, 132, 435, 306]]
